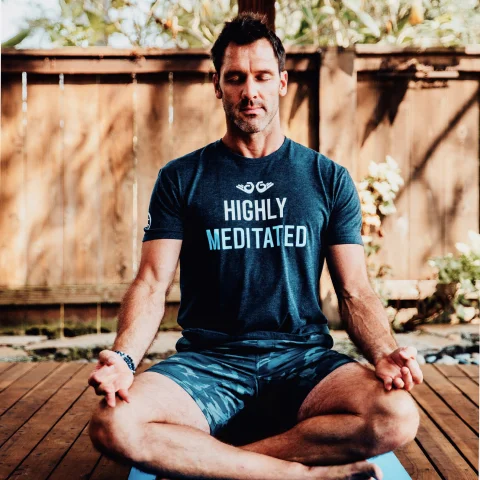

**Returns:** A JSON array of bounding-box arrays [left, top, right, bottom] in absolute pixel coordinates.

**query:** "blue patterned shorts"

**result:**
[[146, 336, 357, 446]]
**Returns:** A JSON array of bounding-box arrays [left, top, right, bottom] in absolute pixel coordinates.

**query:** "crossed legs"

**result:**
[[89, 362, 419, 479], [239, 362, 420, 465]]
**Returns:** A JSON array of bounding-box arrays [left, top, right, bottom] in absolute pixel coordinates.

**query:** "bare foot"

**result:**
[[154, 462, 381, 480], [308, 460, 382, 480]]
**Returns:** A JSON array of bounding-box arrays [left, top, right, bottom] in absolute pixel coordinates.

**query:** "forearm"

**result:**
[[339, 290, 398, 365], [112, 278, 168, 367]]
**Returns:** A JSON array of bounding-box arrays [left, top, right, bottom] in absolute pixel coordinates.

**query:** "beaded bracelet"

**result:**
[[114, 350, 136, 374]]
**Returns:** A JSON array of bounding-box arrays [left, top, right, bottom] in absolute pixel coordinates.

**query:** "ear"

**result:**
[[279, 70, 288, 97], [213, 73, 222, 99]]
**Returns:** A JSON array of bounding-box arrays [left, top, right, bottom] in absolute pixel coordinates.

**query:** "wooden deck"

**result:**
[[0, 362, 477, 480]]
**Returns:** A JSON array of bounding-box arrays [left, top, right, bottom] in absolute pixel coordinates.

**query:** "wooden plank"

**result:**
[[0, 364, 91, 479], [410, 378, 478, 471], [435, 364, 475, 377], [7, 380, 97, 480], [0, 362, 15, 375], [1, 49, 321, 74], [89, 455, 130, 480], [457, 364, 479, 382], [434, 364, 479, 407], [0, 363, 84, 446], [408, 81, 447, 279], [24, 76, 63, 286], [135, 72, 173, 271], [0, 282, 180, 305], [395, 440, 441, 479], [0, 279, 440, 305], [354, 54, 480, 73], [44, 420, 100, 480], [172, 73, 211, 158], [98, 77, 135, 284], [0, 362, 59, 415], [318, 49, 357, 322], [421, 365, 478, 434], [414, 406, 478, 479], [0, 363, 36, 392], [0, 74, 26, 287], [280, 70, 318, 149], [439, 81, 479, 260], [63, 75, 101, 285], [319, 49, 357, 174]]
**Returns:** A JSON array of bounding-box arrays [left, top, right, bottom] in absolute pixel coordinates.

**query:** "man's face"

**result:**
[[214, 38, 288, 134]]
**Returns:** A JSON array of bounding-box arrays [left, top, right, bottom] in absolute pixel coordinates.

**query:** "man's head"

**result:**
[[211, 12, 288, 134]]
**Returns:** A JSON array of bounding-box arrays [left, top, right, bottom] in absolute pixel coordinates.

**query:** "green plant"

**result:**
[[3, 0, 478, 49], [426, 230, 480, 322]]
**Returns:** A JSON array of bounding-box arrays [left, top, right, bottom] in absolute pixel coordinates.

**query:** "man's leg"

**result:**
[[89, 371, 382, 479], [238, 362, 420, 466]]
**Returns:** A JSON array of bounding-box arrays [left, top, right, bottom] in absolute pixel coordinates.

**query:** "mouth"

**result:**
[[241, 107, 263, 114]]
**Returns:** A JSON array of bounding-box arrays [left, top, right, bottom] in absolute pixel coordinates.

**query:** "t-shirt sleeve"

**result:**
[[325, 166, 364, 246], [142, 167, 184, 242]]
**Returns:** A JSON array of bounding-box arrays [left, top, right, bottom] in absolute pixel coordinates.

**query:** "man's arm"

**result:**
[[112, 238, 182, 367], [88, 238, 182, 406], [325, 243, 423, 391], [325, 243, 397, 365]]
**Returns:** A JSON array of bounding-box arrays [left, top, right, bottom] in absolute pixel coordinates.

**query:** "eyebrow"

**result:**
[[223, 69, 275, 76]]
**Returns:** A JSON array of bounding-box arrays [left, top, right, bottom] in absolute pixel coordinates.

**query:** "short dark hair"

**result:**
[[210, 12, 286, 75]]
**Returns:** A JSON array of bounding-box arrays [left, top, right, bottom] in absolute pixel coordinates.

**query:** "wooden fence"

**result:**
[[1, 46, 479, 330]]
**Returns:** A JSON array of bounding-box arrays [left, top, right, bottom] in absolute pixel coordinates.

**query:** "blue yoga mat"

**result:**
[[128, 451, 411, 479]]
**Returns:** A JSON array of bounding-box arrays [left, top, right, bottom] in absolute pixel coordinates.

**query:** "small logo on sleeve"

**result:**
[[145, 213, 152, 230], [236, 181, 274, 194]]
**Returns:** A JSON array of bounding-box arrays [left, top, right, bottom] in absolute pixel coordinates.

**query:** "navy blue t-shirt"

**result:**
[[142, 137, 364, 351]]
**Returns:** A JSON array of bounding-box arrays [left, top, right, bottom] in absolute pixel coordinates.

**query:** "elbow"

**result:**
[[131, 276, 169, 301]]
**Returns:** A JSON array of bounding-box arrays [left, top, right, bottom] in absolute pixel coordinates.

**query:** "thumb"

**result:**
[[117, 388, 131, 403], [400, 347, 416, 360], [98, 350, 119, 366]]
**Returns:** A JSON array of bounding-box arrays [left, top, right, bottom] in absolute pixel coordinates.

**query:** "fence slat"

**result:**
[[0, 74, 26, 286]]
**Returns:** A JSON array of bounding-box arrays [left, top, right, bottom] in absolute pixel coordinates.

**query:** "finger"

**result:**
[[117, 388, 131, 403], [405, 358, 424, 384], [399, 346, 417, 360], [401, 367, 414, 391], [393, 376, 405, 389], [88, 373, 99, 388], [384, 377, 393, 391], [105, 391, 116, 408], [89, 371, 117, 389]]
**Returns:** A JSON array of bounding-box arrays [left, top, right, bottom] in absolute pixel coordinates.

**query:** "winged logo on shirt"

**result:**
[[236, 181, 274, 194]]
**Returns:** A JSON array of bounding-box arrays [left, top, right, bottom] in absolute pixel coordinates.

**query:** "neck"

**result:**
[[222, 118, 285, 158]]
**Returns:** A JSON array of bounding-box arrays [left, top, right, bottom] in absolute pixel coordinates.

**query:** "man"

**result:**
[[88, 12, 422, 480]]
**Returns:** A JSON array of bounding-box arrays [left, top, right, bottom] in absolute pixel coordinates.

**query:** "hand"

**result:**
[[88, 350, 134, 407], [375, 346, 423, 392]]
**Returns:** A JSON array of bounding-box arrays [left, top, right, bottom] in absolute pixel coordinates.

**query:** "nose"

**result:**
[[241, 75, 258, 101]]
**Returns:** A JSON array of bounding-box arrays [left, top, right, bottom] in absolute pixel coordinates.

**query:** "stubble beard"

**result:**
[[222, 96, 278, 134]]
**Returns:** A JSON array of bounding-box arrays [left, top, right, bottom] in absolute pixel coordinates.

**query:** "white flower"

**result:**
[[362, 203, 377, 215], [385, 170, 404, 192], [368, 161, 379, 177], [365, 215, 381, 227], [379, 203, 397, 215], [359, 189, 375, 203], [362, 235, 373, 243], [385, 155, 399, 169], [467, 230, 480, 255], [372, 181, 392, 198], [357, 180, 369, 190], [455, 242, 471, 255], [427, 259, 437, 267]]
